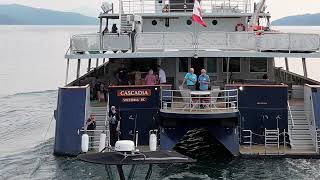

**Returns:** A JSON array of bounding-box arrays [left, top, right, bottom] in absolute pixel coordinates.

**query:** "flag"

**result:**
[[192, 0, 207, 27]]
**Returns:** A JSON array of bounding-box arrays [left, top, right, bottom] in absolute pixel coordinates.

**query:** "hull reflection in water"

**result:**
[[174, 128, 234, 160]]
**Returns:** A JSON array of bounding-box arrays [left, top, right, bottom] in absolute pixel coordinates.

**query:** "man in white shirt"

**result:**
[[157, 65, 167, 84]]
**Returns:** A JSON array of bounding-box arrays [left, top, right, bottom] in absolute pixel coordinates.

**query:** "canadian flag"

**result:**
[[192, 0, 207, 27]]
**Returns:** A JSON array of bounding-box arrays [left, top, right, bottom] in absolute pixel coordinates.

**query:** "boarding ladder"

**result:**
[[242, 130, 253, 149], [265, 128, 280, 154]]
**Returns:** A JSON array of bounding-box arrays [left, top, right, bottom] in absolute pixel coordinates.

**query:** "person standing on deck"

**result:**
[[145, 69, 157, 85], [198, 69, 210, 91], [182, 68, 197, 91], [111, 24, 118, 33], [86, 114, 96, 147], [108, 106, 121, 146], [116, 63, 129, 85], [157, 65, 167, 84]]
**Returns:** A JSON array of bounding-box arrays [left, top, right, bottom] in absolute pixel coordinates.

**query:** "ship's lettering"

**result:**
[[117, 89, 151, 97]]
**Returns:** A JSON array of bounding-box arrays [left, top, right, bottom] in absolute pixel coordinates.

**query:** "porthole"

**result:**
[[212, 20, 218, 25], [152, 20, 157, 26], [186, 19, 192, 25]]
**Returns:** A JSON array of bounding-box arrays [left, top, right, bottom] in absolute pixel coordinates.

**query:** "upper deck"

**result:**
[[66, 32, 320, 59], [64, 0, 320, 59], [105, 0, 253, 15]]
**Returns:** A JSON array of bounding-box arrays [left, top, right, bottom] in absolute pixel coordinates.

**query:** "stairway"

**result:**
[[288, 105, 315, 151], [120, 14, 132, 33], [90, 104, 109, 151]]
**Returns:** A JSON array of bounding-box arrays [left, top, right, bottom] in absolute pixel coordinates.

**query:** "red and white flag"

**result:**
[[192, 0, 207, 27]]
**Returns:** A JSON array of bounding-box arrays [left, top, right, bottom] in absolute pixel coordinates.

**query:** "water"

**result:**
[[0, 25, 320, 179]]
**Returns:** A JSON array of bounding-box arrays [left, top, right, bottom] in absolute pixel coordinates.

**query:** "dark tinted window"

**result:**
[[179, 57, 188, 72], [250, 58, 268, 72], [207, 58, 218, 73], [223, 58, 241, 72]]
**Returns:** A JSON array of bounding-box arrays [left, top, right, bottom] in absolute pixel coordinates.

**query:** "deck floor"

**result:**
[[240, 145, 317, 156]]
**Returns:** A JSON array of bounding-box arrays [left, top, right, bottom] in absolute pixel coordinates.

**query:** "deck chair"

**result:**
[[210, 86, 221, 109], [179, 86, 198, 111]]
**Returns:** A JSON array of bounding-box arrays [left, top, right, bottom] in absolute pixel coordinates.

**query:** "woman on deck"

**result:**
[[145, 69, 157, 85]]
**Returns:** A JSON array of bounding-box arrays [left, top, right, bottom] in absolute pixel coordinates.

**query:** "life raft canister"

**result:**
[[235, 23, 246, 32]]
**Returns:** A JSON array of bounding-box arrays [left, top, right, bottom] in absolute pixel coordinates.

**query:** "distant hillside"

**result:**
[[272, 13, 320, 26], [0, 4, 98, 25]]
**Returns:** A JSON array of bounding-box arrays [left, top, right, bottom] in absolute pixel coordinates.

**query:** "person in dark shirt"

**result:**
[[86, 114, 96, 147], [108, 106, 121, 146], [116, 64, 129, 85], [86, 114, 96, 131], [111, 24, 118, 33]]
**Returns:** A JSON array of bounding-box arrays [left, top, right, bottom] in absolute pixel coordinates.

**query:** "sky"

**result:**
[[0, 0, 319, 20]]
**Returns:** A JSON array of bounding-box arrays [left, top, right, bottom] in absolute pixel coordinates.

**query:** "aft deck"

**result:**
[[240, 145, 319, 157]]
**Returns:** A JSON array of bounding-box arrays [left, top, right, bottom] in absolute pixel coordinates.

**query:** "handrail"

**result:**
[[288, 101, 295, 127], [160, 88, 238, 112]]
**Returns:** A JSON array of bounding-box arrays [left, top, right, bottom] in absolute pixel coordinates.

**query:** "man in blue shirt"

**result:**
[[198, 69, 210, 91], [182, 68, 197, 91]]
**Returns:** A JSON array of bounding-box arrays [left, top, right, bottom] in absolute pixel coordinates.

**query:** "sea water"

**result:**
[[1, 26, 320, 179]]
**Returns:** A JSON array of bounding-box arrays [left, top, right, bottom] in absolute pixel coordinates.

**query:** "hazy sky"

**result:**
[[1, 0, 320, 20]]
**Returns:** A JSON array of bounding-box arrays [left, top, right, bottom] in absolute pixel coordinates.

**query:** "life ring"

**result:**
[[235, 23, 246, 32]]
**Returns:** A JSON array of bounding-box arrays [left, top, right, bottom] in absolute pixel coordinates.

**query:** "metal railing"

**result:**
[[242, 130, 252, 149], [316, 129, 320, 153], [259, 32, 320, 52], [160, 88, 238, 113], [135, 32, 194, 51], [69, 32, 320, 54], [197, 32, 257, 50], [120, 0, 252, 14], [241, 129, 288, 155], [288, 101, 295, 127], [70, 33, 132, 53]]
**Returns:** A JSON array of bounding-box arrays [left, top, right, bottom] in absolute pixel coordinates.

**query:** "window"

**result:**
[[212, 20, 218, 25], [250, 58, 268, 72], [223, 58, 241, 72], [207, 58, 218, 73], [152, 20, 157, 26], [179, 57, 188, 72]]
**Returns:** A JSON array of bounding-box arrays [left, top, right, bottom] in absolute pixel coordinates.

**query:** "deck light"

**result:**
[[239, 86, 244, 91]]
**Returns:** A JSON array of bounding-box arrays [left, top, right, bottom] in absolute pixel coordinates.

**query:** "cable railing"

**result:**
[[241, 129, 289, 155], [160, 88, 238, 113]]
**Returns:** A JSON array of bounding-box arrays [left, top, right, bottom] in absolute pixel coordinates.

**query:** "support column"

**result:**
[[65, 59, 70, 85], [96, 58, 99, 68], [76, 59, 81, 79], [285, 57, 289, 71], [226, 57, 230, 84], [87, 58, 91, 72], [302, 58, 308, 78]]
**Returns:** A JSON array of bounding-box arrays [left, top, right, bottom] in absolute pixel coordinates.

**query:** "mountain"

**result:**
[[272, 13, 320, 26], [0, 4, 98, 25]]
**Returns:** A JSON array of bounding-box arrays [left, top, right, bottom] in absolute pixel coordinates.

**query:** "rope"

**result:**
[[29, 115, 54, 177]]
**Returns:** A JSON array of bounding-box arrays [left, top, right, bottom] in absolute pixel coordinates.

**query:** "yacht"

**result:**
[[54, 0, 320, 158]]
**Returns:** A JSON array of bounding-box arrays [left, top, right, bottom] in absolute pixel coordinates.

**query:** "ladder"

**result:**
[[265, 128, 280, 152], [242, 130, 253, 149]]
